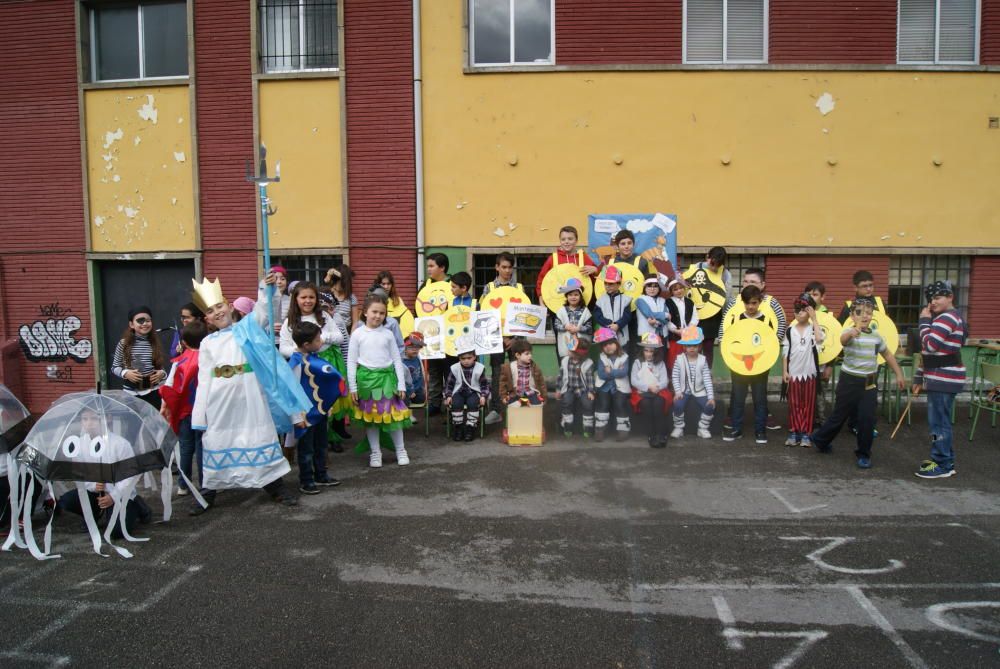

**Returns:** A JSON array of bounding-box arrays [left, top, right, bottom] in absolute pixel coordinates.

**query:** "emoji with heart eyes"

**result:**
[[721, 318, 780, 375], [481, 285, 530, 327]]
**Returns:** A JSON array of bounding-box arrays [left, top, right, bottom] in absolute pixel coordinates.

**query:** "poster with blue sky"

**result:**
[[586, 213, 678, 268]]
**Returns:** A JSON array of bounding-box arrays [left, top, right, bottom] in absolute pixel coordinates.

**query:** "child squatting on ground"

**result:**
[[811, 297, 906, 469], [594, 327, 631, 441], [670, 326, 714, 439], [444, 343, 490, 442], [556, 336, 596, 438]]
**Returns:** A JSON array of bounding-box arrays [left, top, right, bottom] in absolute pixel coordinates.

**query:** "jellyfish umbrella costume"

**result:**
[[1, 384, 33, 553], [13, 391, 178, 559]]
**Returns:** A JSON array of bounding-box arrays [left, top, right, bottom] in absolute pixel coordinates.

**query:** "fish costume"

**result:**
[[288, 350, 346, 439]]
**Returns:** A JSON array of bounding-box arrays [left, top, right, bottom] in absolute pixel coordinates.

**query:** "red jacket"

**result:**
[[534, 249, 600, 299], [160, 348, 199, 434]]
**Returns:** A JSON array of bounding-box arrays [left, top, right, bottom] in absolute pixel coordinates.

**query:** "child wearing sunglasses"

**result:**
[[111, 306, 168, 409]]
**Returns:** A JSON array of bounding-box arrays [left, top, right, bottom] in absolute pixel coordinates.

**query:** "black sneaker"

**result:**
[[272, 491, 300, 506], [315, 476, 341, 487], [722, 429, 742, 442], [328, 441, 344, 453], [332, 420, 352, 440], [755, 432, 768, 444], [766, 415, 781, 431], [189, 501, 212, 516], [299, 483, 320, 495]]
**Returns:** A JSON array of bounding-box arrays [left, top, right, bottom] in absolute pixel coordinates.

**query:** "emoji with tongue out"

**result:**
[[721, 318, 780, 375]]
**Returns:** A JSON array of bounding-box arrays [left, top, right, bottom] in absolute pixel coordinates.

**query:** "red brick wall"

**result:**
[[968, 256, 1000, 337], [983, 0, 1000, 65], [769, 0, 897, 64], [556, 0, 682, 65], [764, 255, 891, 319], [194, 0, 259, 299], [0, 1, 94, 412], [344, 0, 417, 302]]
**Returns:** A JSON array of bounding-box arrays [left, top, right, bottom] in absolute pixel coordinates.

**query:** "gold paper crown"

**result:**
[[191, 277, 226, 312]]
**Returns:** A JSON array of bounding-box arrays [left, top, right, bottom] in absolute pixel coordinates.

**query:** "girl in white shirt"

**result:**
[[348, 293, 412, 468]]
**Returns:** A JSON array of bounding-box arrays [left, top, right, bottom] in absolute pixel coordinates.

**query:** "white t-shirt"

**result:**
[[782, 323, 822, 380]]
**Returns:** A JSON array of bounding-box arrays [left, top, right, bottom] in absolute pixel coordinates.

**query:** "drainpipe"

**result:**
[[413, 0, 426, 285]]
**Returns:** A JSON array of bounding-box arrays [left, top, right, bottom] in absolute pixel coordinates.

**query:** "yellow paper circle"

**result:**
[[721, 318, 781, 376], [414, 280, 452, 317], [481, 285, 531, 328], [867, 311, 899, 365], [723, 298, 780, 335], [443, 305, 473, 357], [815, 310, 843, 366], [682, 263, 728, 319], [387, 299, 415, 339], [594, 261, 645, 311], [540, 264, 593, 312]]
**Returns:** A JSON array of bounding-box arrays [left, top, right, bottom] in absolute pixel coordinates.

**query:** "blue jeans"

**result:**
[[178, 416, 203, 491], [927, 391, 956, 470], [297, 422, 329, 486], [731, 373, 768, 434]]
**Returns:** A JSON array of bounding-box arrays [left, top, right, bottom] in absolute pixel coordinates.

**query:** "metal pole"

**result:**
[[248, 146, 281, 380]]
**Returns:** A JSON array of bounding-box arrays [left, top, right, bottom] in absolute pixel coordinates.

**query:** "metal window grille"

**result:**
[[272, 254, 343, 285], [259, 0, 338, 72], [676, 253, 765, 296], [888, 255, 970, 332]]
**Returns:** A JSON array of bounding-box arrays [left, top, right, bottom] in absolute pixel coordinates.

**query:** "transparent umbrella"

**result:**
[[0, 383, 31, 454], [14, 391, 178, 559]]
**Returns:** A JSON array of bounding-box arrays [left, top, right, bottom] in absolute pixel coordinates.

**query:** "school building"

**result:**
[[1, 0, 998, 411]]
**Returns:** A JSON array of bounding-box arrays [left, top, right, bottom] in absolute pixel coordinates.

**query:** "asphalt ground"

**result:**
[[2, 402, 999, 668]]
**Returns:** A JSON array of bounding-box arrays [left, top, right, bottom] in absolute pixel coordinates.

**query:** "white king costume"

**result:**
[[191, 278, 311, 490]]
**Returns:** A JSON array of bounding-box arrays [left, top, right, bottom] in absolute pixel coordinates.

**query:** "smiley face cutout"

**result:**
[[721, 318, 780, 375], [540, 264, 593, 312], [414, 281, 453, 316], [594, 261, 645, 311], [815, 310, 844, 365]]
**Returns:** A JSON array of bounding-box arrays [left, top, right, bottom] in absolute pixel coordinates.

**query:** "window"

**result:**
[[676, 252, 765, 296], [471, 0, 553, 66], [259, 0, 338, 72], [898, 0, 979, 64], [472, 252, 548, 305], [87, 1, 188, 81], [272, 254, 344, 285], [684, 0, 767, 64], [888, 255, 970, 332]]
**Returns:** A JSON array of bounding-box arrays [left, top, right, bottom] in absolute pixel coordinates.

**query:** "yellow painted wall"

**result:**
[[259, 79, 344, 249], [85, 86, 195, 251], [421, 3, 1000, 250]]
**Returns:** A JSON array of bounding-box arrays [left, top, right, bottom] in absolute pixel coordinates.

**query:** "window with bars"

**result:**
[[888, 255, 970, 332], [471, 0, 554, 66], [677, 253, 766, 296], [471, 252, 548, 304], [684, 0, 767, 64], [272, 254, 344, 285], [258, 0, 338, 72], [898, 0, 978, 64], [86, 1, 188, 82]]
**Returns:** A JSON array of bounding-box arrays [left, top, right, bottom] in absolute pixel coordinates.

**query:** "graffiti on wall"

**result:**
[[18, 303, 93, 363]]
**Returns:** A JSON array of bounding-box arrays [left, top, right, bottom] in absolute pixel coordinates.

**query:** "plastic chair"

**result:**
[[883, 354, 915, 424], [969, 362, 1000, 441], [445, 406, 486, 439]]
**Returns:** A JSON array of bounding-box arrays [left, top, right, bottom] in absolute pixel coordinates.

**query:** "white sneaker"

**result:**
[[369, 451, 383, 468], [177, 487, 189, 496], [396, 450, 410, 466], [670, 427, 684, 439], [485, 410, 502, 425], [697, 428, 712, 439]]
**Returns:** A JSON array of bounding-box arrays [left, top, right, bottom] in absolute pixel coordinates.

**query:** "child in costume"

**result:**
[[402, 333, 427, 411], [594, 327, 631, 442], [913, 280, 967, 479], [111, 306, 168, 409], [269, 265, 291, 342], [683, 246, 731, 370], [481, 252, 522, 426], [722, 286, 774, 445], [555, 336, 595, 438], [594, 265, 633, 348], [279, 280, 351, 446], [444, 343, 490, 442], [782, 294, 823, 447], [190, 273, 310, 513], [837, 270, 886, 323], [422, 253, 451, 416], [805, 281, 833, 425], [671, 326, 714, 439], [288, 322, 345, 494], [553, 278, 593, 362], [665, 277, 698, 372], [348, 293, 412, 468], [611, 229, 651, 276], [534, 225, 600, 299], [169, 302, 204, 357], [811, 297, 906, 469], [636, 276, 667, 339], [450, 271, 476, 309], [160, 320, 208, 495], [631, 333, 671, 448], [499, 339, 546, 406]]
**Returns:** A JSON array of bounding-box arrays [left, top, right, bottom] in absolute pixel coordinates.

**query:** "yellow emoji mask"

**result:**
[[414, 280, 452, 317], [815, 310, 843, 365], [594, 261, 645, 311], [721, 318, 780, 375], [540, 264, 593, 312]]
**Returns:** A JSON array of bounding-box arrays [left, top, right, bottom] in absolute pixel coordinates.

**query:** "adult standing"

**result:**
[[111, 306, 167, 409]]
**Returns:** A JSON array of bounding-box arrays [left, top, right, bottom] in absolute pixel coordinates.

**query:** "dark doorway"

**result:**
[[98, 259, 195, 389]]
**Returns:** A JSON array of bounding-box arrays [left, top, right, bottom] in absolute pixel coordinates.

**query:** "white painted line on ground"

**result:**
[[133, 564, 203, 612], [12, 603, 86, 652], [847, 586, 928, 669], [780, 536, 905, 575], [712, 595, 736, 626], [0, 650, 71, 668], [713, 594, 828, 666], [926, 601, 1000, 644], [749, 487, 828, 514], [639, 582, 1000, 591]]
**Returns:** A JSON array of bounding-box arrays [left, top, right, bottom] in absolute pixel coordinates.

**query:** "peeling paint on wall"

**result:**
[[815, 92, 835, 115], [138, 94, 158, 124]]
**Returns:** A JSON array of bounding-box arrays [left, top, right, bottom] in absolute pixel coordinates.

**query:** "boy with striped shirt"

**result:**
[[811, 297, 905, 468], [913, 281, 967, 479]]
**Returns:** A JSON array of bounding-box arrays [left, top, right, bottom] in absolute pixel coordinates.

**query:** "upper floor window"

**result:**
[[87, 1, 188, 81], [684, 0, 767, 64], [258, 0, 339, 72], [471, 0, 553, 66], [898, 0, 978, 64]]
